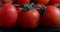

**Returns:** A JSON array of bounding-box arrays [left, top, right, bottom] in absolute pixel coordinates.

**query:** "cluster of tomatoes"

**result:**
[[0, 0, 60, 28]]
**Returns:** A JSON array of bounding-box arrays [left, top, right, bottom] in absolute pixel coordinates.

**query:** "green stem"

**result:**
[[22, 4, 33, 12]]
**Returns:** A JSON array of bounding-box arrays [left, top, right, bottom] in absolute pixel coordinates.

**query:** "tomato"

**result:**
[[33, 0, 49, 5], [17, 8, 40, 28], [41, 6, 60, 27], [0, 0, 2, 3], [14, 4, 22, 13], [48, 0, 60, 5], [16, 0, 30, 5], [16, 7, 22, 13], [52, 4, 60, 8], [37, 4, 44, 7], [0, 3, 17, 28], [5, 0, 15, 3], [5, 0, 12, 3]]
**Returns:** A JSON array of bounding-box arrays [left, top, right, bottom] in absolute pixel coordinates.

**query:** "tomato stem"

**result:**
[[32, 3, 46, 15], [40, 6, 46, 15], [20, 3, 33, 12]]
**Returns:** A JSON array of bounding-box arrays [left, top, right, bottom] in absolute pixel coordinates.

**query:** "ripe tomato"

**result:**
[[33, 0, 49, 5], [52, 4, 60, 8], [16, 7, 22, 13], [16, 0, 30, 5], [48, 0, 60, 5], [0, 0, 2, 3], [41, 6, 60, 27], [37, 4, 44, 7], [17, 8, 40, 28], [14, 4, 22, 13], [5, 0, 12, 3], [0, 3, 17, 28], [5, 0, 15, 3]]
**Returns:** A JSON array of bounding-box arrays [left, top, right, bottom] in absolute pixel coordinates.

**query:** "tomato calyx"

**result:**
[[40, 6, 46, 15], [22, 4, 32, 12], [32, 3, 46, 15], [17, 3, 34, 12]]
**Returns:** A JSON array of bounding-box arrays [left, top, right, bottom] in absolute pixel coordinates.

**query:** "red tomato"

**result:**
[[16, 0, 30, 5], [14, 4, 22, 13], [5, 0, 12, 3], [33, 0, 49, 5], [16, 7, 22, 13], [4, 0, 15, 3], [41, 6, 60, 27], [0, 3, 17, 28], [17, 8, 40, 28], [0, 0, 2, 3], [48, 0, 60, 5], [37, 4, 44, 7], [52, 4, 60, 7]]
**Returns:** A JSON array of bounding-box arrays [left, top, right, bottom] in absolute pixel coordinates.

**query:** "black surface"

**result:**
[[0, 27, 60, 32]]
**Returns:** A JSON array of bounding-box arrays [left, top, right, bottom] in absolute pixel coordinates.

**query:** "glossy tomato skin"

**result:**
[[16, 7, 22, 13], [33, 0, 49, 5], [17, 9, 40, 28], [16, 0, 30, 5], [48, 0, 60, 5], [41, 6, 60, 27], [0, 3, 17, 28]]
